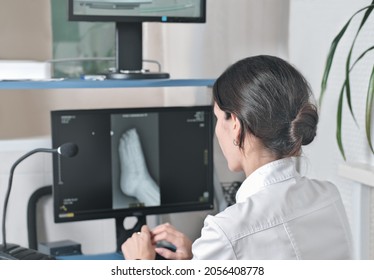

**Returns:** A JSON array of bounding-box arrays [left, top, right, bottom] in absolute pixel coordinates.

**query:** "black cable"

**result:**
[[27, 186, 52, 250]]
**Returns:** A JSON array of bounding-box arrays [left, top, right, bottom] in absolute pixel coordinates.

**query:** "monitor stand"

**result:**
[[115, 215, 147, 252], [108, 22, 170, 80], [107, 71, 170, 80]]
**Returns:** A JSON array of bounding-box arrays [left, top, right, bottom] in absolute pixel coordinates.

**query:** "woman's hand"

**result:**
[[151, 223, 193, 260], [121, 225, 156, 260]]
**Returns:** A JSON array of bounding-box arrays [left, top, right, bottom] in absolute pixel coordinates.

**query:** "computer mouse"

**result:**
[[156, 240, 176, 252]]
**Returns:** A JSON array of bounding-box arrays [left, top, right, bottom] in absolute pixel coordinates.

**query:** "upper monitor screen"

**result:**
[[51, 106, 214, 223], [69, 0, 206, 22]]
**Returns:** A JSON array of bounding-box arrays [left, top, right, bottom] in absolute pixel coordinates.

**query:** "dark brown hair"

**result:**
[[213, 55, 318, 158]]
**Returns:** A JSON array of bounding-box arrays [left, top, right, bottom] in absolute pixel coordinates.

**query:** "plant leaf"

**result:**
[[336, 81, 347, 160], [344, 3, 374, 123], [366, 66, 374, 154], [320, 20, 351, 107], [334, 46, 374, 158], [351, 45, 374, 69], [319, 4, 374, 108], [321, 3, 374, 159], [344, 59, 355, 123]]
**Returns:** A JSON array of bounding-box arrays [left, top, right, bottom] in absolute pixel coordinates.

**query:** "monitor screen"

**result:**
[[51, 106, 214, 225], [67, 0, 207, 76]]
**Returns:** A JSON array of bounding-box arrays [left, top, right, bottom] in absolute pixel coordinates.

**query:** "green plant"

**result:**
[[320, 1, 374, 160]]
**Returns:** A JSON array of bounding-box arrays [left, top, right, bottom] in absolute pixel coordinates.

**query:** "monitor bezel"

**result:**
[[68, 0, 207, 23]]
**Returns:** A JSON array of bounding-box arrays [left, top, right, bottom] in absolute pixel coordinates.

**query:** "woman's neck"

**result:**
[[241, 138, 278, 177]]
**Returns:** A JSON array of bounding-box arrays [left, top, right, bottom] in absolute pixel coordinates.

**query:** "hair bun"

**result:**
[[290, 104, 318, 146]]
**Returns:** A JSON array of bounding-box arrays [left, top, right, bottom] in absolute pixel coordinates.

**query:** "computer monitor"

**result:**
[[68, 0, 207, 79], [51, 105, 214, 249]]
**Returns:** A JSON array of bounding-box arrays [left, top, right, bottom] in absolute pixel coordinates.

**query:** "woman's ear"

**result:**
[[231, 114, 241, 139]]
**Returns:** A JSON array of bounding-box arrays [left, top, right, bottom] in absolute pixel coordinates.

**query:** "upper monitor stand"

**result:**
[[107, 22, 170, 80], [107, 71, 170, 80]]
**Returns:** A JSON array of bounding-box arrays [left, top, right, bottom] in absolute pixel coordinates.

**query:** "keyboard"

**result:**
[[0, 243, 55, 260]]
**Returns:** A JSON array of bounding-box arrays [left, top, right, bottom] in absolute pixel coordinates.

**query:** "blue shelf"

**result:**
[[0, 78, 215, 90]]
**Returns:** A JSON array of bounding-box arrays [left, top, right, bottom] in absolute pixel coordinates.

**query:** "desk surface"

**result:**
[[57, 252, 124, 260]]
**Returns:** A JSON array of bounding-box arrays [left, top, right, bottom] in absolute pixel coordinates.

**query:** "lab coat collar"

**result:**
[[235, 157, 299, 203]]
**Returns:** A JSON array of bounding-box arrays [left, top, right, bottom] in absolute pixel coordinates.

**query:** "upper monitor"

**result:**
[[69, 0, 206, 23], [68, 0, 207, 79]]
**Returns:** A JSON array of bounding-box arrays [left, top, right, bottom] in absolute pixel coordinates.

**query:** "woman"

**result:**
[[122, 55, 352, 260]]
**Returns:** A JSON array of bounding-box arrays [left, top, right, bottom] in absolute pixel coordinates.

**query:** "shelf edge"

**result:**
[[338, 163, 374, 187]]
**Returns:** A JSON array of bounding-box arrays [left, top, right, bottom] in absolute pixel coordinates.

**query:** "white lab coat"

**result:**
[[192, 157, 353, 259]]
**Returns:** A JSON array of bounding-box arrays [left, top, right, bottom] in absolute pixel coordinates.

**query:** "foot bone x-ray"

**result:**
[[119, 128, 160, 206]]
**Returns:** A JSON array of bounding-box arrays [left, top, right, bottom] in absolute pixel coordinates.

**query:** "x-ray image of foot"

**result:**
[[119, 128, 160, 206]]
